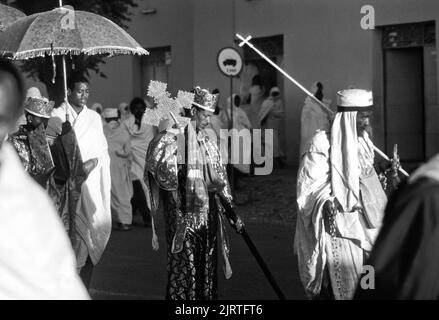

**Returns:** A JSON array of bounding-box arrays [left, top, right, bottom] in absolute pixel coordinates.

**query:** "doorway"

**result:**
[[139, 46, 171, 99], [384, 47, 425, 162]]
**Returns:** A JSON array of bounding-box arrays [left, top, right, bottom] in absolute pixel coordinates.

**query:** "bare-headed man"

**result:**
[[50, 74, 111, 290]]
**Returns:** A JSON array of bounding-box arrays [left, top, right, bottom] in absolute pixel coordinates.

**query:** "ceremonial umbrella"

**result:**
[[0, 2, 148, 104], [0, 2, 148, 242], [0, 3, 25, 31]]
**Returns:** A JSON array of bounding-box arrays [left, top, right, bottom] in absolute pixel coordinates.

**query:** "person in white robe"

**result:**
[[103, 108, 133, 230], [241, 74, 265, 130], [118, 102, 131, 122], [258, 87, 286, 167], [0, 143, 89, 300], [210, 94, 252, 175], [50, 76, 111, 289], [294, 89, 387, 300], [123, 97, 156, 226], [0, 60, 88, 299], [299, 82, 333, 157]]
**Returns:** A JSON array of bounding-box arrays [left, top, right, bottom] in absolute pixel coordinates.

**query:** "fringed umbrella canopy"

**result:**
[[0, 3, 26, 31], [0, 6, 148, 59]]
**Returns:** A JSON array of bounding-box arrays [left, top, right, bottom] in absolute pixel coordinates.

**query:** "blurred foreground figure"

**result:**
[[0, 59, 88, 299], [295, 89, 387, 300], [355, 155, 439, 299], [145, 87, 242, 300]]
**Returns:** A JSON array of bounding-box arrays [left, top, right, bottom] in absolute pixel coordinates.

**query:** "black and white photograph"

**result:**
[[0, 0, 438, 314]]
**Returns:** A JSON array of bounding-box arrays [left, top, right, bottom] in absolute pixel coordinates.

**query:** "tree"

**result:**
[[0, 0, 139, 105]]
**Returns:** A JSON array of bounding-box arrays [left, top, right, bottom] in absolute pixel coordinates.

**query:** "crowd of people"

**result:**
[[2, 55, 439, 301], [0, 58, 281, 300]]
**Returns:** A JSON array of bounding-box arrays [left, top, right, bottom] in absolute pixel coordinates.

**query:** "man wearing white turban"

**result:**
[[294, 88, 387, 300]]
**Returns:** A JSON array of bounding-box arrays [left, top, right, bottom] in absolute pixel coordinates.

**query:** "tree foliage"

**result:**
[[1, 0, 139, 103]]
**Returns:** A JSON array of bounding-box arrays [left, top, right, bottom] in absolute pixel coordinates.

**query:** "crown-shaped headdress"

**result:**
[[24, 96, 55, 119], [191, 86, 218, 112]]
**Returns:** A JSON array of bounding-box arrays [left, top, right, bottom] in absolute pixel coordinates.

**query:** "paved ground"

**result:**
[[90, 167, 306, 300]]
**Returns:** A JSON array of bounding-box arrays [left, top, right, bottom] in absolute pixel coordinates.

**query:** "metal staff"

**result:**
[[236, 33, 409, 178], [240, 228, 286, 300], [218, 197, 286, 300]]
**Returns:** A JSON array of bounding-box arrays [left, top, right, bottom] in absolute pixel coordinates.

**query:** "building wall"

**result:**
[[190, 0, 439, 165], [87, 0, 194, 108], [21, 0, 439, 165]]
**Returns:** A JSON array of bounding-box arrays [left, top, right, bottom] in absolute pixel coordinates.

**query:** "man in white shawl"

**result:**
[[0, 60, 88, 299], [295, 88, 387, 300], [123, 97, 156, 227], [50, 75, 111, 289]]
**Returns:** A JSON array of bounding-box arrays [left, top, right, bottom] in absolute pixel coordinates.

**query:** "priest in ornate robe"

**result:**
[[145, 87, 243, 300]]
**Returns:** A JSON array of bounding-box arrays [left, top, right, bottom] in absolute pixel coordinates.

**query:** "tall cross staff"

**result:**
[[236, 33, 409, 177]]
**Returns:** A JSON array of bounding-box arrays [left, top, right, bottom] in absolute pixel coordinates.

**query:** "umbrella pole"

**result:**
[[60, 0, 66, 101], [61, 55, 70, 122], [62, 55, 68, 103]]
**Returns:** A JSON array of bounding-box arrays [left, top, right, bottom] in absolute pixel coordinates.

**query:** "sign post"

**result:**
[[217, 47, 243, 191]]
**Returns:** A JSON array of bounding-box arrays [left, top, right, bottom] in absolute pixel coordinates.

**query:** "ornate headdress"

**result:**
[[24, 88, 55, 119], [191, 86, 218, 112]]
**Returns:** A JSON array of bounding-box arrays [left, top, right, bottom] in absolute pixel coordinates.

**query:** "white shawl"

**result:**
[[330, 112, 360, 212], [123, 114, 155, 209], [0, 142, 89, 299], [52, 103, 112, 266]]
